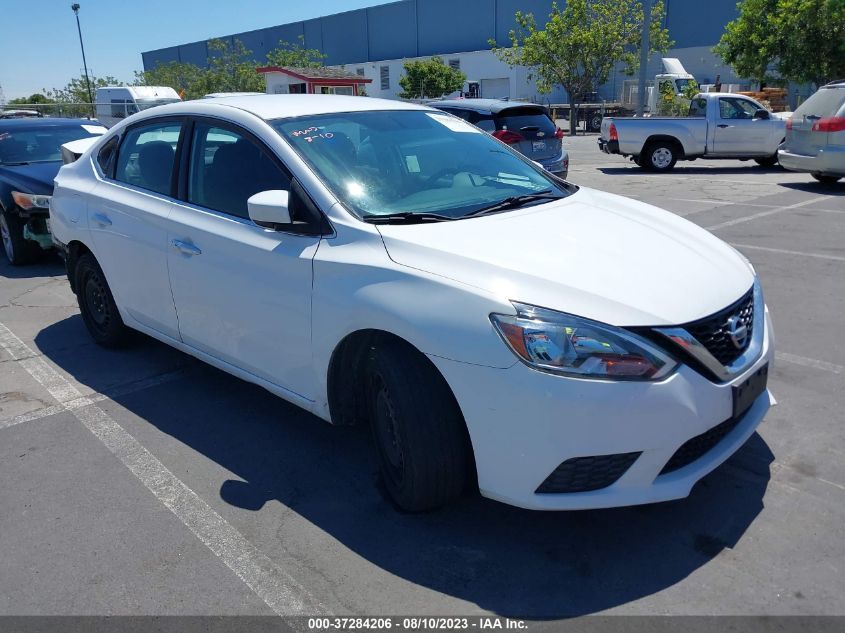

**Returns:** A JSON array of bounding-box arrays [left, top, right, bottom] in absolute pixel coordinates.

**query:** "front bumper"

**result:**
[[778, 146, 845, 176], [429, 308, 774, 510]]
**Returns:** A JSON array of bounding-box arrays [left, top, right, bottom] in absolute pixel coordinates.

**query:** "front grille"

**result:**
[[659, 416, 742, 475], [684, 287, 754, 366], [536, 452, 641, 494]]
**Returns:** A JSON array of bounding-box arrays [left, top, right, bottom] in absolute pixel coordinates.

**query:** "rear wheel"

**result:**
[[812, 173, 842, 184], [0, 211, 40, 265], [642, 141, 678, 171], [75, 253, 131, 347], [367, 338, 470, 512]]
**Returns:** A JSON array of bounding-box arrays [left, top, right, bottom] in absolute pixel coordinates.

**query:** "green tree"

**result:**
[[134, 61, 209, 100], [715, 0, 845, 87], [8, 93, 55, 105], [265, 35, 326, 68], [398, 56, 467, 99], [655, 78, 700, 116], [491, 0, 672, 134]]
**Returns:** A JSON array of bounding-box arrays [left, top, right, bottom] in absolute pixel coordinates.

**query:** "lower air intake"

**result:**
[[536, 452, 641, 494]]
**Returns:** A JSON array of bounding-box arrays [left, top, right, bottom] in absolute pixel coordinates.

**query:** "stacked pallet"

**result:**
[[738, 88, 790, 112]]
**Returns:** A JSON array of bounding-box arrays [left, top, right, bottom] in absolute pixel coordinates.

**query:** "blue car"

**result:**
[[0, 118, 105, 265]]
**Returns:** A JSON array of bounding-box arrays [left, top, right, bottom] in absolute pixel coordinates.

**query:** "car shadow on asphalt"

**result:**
[[36, 315, 774, 619], [598, 165, 783, 176], [779, 181, 845, 195], [0, 253, 65, 280]]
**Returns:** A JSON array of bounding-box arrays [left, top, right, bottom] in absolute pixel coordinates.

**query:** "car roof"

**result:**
[[0, 117, 100, 128], [428, 99, 547, 114], [144, 94, 430, 121]]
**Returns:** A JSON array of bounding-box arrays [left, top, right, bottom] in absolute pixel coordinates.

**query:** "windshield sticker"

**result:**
[[81, 124, 107, 135], [425, 112, 481, 133], [289, 126, 336, 143]]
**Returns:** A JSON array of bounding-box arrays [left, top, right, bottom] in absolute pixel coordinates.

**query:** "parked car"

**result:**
[[51, 95, 773, 512], [0, 109, 43, 119], [599, 92, 786, 171], [429, 99, 569, 179], [778, 80, 845, 184], [0, 118, 106, 264]]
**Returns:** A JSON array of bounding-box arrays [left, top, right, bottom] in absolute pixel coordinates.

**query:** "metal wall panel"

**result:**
[[321, 10, 369, 65], [302, 18, 324, 53], [494, 0, 555, 45], [142, 48, 180, 69], [417, 0, 495, 56], [177, 40, 210, 66], [664, 0, 740, 49], [263, 23, 307, 55], [367, 0, 417, 61]]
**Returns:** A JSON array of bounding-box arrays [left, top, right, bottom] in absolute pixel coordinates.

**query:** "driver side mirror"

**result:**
[[248, 190, 291, 228], [754, 109, 770, 120]]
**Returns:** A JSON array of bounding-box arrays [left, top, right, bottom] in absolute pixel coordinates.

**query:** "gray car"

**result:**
[[430, 99, 569, 179], [778, 80, 845, 183]]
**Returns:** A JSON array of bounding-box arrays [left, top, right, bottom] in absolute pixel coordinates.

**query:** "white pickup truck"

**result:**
[[598, 92, 788, 171]]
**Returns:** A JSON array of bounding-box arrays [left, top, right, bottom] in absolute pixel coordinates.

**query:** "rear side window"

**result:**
[[495, 107, 556, 133], [689, 98, 707, 117], [97, 136, 119, 177], [794, 87, 845, 118], [114, 121, 181, 196], [187, 122, 290, 220]]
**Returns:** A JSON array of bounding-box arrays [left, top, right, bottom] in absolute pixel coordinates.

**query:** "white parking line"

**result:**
[[729, 242, 845, 263], [0, 367, 191, 431], [0, 321, 323, 616], [776, 351, 843, 375], [706, 197, 826, 230]]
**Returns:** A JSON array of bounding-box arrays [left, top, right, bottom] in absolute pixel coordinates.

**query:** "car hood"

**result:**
[[376, 187, 754, 326], [0, 161, 61, 196]]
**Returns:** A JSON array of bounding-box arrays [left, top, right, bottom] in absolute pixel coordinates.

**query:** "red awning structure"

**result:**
[[257, 66, 372, 96]]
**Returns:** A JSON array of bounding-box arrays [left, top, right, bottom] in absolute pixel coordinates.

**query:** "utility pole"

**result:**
[[636, 0, 652, 116], [71, 4, 95, 118]]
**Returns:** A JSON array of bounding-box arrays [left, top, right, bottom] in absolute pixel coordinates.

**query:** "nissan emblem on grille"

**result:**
[[727, 314, 749, 349]]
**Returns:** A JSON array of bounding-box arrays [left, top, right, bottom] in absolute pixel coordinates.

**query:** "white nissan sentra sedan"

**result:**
[[50, 95, 774, 512]]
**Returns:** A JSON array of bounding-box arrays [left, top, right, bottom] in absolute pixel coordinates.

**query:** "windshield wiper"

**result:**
[[463, 191, 562, 218], [363, 212, 455, 224]]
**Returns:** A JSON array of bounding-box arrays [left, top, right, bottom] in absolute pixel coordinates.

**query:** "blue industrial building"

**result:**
[[142, 0, 750, 103]]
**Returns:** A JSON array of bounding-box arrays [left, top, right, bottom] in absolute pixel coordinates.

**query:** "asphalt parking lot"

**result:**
[[1, 134, 843, 620]]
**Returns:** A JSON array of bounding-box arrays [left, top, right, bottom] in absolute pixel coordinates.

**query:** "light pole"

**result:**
[[71, 3, 95, 118], [636, 0, 652, 116]]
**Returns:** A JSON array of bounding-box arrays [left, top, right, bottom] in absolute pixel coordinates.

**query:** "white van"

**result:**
[[95, 86, 181, 128]]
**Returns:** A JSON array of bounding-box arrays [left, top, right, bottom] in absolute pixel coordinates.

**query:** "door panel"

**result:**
[[712, 97, 774, 155], [167, 119, 322, 399], [167, 206, 320, 398], [88, 120, 182, 338]]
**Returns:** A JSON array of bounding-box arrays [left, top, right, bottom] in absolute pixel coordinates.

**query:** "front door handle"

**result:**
[[172, 239, 202, 256], [91, 212, 112, 227], [717, 124, 731, 128]]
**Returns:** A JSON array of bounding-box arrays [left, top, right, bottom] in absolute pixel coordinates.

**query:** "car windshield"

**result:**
[[271, 110, 571, 219], [0, 123, 104, 165]]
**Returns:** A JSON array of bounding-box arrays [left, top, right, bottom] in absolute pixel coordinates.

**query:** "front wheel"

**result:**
[[812, 173, 842, 184], [0, 211, 40, 265], [367, 338, 470, 512], [75, 253, 132, 347], [642, 142, 678, 171]]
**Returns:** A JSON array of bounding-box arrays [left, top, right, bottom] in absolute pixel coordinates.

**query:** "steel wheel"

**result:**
[[651, 147, 674, 169]]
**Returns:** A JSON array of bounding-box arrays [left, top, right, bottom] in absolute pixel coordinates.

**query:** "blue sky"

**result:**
[[0, 0, 390, 100]]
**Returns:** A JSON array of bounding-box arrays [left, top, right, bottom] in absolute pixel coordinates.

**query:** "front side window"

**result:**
[[114, 120, 181, 195], [719, 98, 759, 120], [272, 110, 571, 220], [188, 122, 290, 219]]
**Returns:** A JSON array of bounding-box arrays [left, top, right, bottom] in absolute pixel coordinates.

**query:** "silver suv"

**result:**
[[430, 100, 569, 179], [778, 80, 845, 183]]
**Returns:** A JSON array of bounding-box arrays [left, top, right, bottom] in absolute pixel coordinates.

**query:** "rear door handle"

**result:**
[[717, 124, 731, 128], [171, 239, 202, 256], [91, 212, 112, 227]]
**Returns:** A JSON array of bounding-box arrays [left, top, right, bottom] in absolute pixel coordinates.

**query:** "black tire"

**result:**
[[367, 338, 469, 512], [587, 113, 602, 133], [0, 210, 40, 265], [811, 173, 842, 184], [755, 155, 778, 167], [642, 141, 678, 171], [75, 253, 131, 347]]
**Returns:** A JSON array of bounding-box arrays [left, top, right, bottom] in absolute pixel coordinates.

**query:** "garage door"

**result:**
[[481, 78, 510, 99]]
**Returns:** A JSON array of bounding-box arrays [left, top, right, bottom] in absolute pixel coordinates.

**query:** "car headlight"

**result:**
[[490, 302, 677, 380], [12, 191, 51, 210]]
